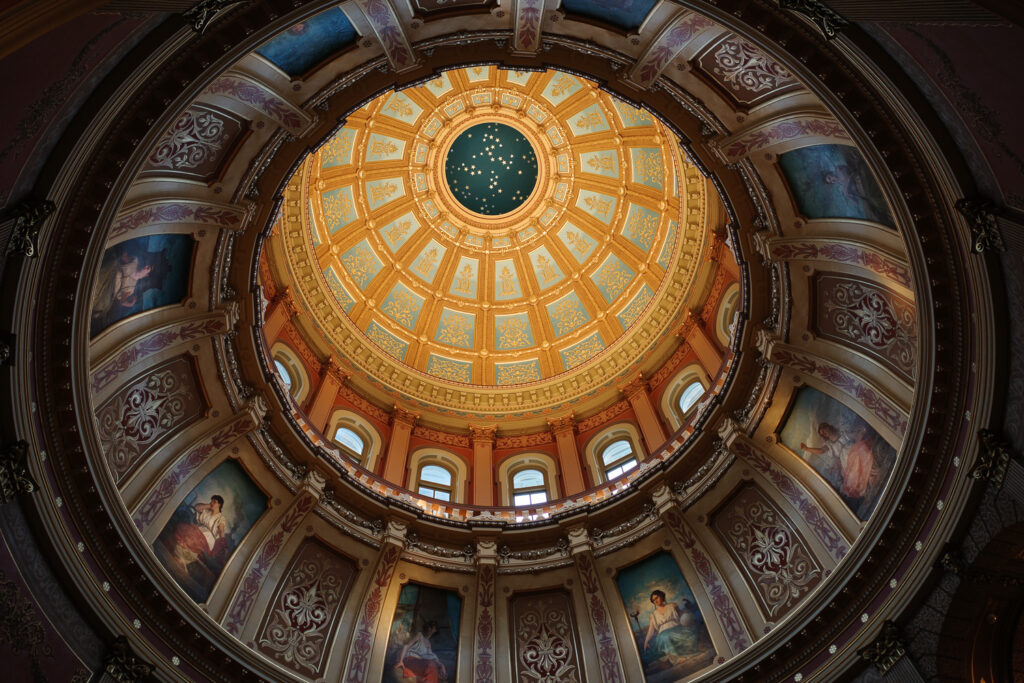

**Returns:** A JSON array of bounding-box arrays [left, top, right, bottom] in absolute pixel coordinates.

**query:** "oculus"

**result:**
[[444, 122, 539, 215]]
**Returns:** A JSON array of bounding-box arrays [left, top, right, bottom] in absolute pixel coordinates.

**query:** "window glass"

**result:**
[[511, 468, 547, 506], [274, 359, 293, 391], [420, 464, 452, 486], [333, 426, 364, 455], [601, 439, 633, 465], [678, 381, 705, 414]]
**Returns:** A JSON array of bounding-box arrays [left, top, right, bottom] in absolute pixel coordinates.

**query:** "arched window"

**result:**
[[715, 283, 741, 347], [584, 423, 646, 485], [678, 381, 705, 415], [601, 439, 638, 481], [660, 365, 710, 431], [406, 449, 468, 503], [417, 463, 454, 501], [333, 426, 364, 457], [327, 410, 382, 470], [511, 468, 548, 506], [270, 343, 310, 403], [274, 359, 293, 391]]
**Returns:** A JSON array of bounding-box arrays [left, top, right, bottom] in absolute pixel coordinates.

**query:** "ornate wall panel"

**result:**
[[695, 34, 799, 108], [710, 483, 823, 621], [813, 273, 917, 382], [139, 104, 246, 183], [254, 538, 357, 678], [510, 589, 584, 683], [95, 355, 205, 483]]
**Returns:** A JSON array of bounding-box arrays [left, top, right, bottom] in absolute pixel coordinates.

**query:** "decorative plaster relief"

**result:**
[[573, 552, 625, 682], [510, 589, 584, 682], [141, 104, 245, 183], [730, 439, 849, 563], [767, 239, 911, 289], [355, 0, 416, 71], [717, 115, 850, 162], [254, 539, 356, 676], [475, 563, 496, 683], [697, 35, 797, 107], [95, 355, 205, 483], [630, 13, 716, 89], [814, 273, 917, 382], [204, 74, 310, 133], [109, 200, 246, 240], [513, 0, 544, 53], [711, 483, 823, 620]]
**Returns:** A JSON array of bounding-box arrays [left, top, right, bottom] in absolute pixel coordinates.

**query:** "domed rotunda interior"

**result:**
[[1, 1, 1023, 682]]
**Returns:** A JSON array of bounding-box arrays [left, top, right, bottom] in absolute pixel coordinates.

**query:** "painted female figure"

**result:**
[[396, 621, 447, 683], [643, 591, 700, 664]]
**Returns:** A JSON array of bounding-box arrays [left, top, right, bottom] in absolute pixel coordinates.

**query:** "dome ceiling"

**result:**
[[273, 66, 717, 416]]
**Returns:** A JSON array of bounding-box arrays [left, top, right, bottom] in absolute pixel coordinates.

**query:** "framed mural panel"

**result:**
[[777, 144, 893, 227], [90, 234, 193, 338], [151, 459, 268, 603], [254, 8, 358, 78], [778, 386, 897, 521], [383, 582, 461, 683], [615, 551, 716, 682]]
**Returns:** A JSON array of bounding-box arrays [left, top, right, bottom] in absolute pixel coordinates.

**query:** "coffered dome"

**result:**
[[268, 66, 720, 420]]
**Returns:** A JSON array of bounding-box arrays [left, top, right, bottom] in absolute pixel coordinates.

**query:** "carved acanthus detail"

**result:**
[[858, 621, 907, 675], [3, 199, 55, 258], [969, 429, 1015, 487], [0, 441, 38, 504], [956, 197, 1005, 253]]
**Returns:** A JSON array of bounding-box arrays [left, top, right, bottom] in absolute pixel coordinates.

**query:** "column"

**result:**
[[264, 287, 298, 342], [651, 484, 753, 655], [381, 406, 418, 484], [343, 519, 406, 682], [221, 470, 326, 636], [470, 425, 496, 506], [566, 526, 626, 682], [619, 375, 667, 454], [676, 310, 723, 376], [306, 357, 346, 432], [472, 538, 498, 682], [548, 413, 586, 495]]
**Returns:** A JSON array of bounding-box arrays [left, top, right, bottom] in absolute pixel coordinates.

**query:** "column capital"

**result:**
[[618, 373, 649, 399], [390, 405, 420, 428], [470, 425, 497, 444], [546, 412, 577, 434], [674, 308, 700, 339], [319, 356, 348, 383]]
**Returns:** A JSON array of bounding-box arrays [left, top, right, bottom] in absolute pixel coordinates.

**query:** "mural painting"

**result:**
[[777, 144, 893, 226], [779, 386, 897, 520], [90, 234, 193, 338], [561, 0, 659, 32], [152, 459, 268, 603], [254, 8, 358, 78], [383, 582, 461, 683], [615, 551, 715, 682]]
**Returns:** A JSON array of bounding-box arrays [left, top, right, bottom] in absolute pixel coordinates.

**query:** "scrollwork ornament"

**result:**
[[103, 636, 155, 682], [182, 0, 251, 34], [777, 0, 849, 40], [0, 441, 38, 503], [968, 429, 1015, 487], [3, 199, 55, 258], [858, 621, 906, 675], [956, 197, 1005, 253]]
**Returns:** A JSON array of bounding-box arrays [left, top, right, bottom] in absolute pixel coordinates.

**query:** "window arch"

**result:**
[[497, 453, 559, 507], [660, 364, 710, 431], [407, 449, 469, 503], [715, 282, 741, 348], [417, 463, 454, 501], [270, 343, 310, 403], [600, 439, 638, 481], [327, 410, 382, 471], [584, 423, 645, 485]]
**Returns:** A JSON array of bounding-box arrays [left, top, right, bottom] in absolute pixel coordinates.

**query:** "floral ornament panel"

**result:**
[[710, 483, 823, 620], [510, 590, 584, 683], [255, 539, 357, 677]]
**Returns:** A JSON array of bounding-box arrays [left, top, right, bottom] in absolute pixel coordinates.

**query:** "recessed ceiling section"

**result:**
[[271, 67, 718, 417]]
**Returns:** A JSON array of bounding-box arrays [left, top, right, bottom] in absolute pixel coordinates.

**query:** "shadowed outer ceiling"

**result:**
[[0, 1, 1008, 682]]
